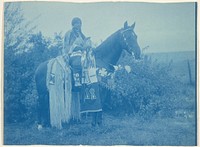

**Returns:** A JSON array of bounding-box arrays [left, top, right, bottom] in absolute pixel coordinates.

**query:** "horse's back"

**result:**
[[35, 61, 49, 94]]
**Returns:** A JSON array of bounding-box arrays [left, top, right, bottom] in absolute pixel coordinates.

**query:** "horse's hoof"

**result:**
[[37, 124, 43, 130], [97, 123, 103, 127], [91, 123, 96, 127]]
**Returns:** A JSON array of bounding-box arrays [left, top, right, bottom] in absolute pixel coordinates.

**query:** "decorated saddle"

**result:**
[[69, 43, 101, 113], [69, 42, 98, 91]]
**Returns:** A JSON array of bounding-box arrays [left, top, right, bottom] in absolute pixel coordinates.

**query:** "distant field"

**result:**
[[148, 51, 195, 63], [147, 51, 196, 83]]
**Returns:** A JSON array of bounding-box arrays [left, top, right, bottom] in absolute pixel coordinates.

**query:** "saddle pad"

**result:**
[[80, 83, 102, 113]]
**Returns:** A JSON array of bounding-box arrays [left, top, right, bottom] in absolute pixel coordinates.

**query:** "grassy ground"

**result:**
[[4, 113, 196, 145]]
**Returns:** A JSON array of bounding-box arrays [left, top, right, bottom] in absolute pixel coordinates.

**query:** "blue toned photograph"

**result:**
[[3, 1, 197, 145]]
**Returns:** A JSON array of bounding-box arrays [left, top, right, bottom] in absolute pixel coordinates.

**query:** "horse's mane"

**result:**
[[92, 28, 124, 72], [94, 29, 122, 57]]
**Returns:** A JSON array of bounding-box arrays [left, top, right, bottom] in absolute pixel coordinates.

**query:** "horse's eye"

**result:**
[[126, 35, 130, 39]]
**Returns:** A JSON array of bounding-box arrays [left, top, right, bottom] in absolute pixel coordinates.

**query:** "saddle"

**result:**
[[69, 47, 98, 92]]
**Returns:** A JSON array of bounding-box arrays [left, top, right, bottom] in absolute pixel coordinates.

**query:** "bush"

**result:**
[[4, 31, 62, 123], [102, 53, 182, 120]]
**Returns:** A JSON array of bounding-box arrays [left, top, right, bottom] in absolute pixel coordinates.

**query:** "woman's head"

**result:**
[[71, 17, 82, 32]]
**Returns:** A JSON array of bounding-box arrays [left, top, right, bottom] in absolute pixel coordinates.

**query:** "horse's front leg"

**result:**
[[91, 111, 102, 127]]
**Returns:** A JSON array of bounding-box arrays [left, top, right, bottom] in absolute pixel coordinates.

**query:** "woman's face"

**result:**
[[73, 22, 82, 32]]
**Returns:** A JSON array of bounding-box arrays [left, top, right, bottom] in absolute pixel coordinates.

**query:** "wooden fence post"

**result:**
[[187, 59, 192, 85]]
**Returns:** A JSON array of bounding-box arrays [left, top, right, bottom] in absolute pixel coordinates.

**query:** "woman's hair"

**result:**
[[71, 17, 82, 26]]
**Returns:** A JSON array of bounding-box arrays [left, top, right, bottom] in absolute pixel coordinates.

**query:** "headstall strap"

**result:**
[[120, 28, 133, 53], [120, 28, 132, 34], [99, 28, 135, 71]]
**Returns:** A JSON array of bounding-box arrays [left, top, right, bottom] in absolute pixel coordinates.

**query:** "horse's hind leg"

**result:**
[[37, 93, 50, 127], [35, 61, 50, 128]]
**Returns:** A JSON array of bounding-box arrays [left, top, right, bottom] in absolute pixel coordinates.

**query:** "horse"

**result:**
[[35, 21, 141, 128]]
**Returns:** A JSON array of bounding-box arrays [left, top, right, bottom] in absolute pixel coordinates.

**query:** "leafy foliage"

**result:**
[[102, 52, 184, 120], [4, 3, 62, 123], [4, 3, 35, 54]]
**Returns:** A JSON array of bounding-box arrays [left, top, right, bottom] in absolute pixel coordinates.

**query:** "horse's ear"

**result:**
[[124, 21, 128, 28], [131, 22, 135, 29]]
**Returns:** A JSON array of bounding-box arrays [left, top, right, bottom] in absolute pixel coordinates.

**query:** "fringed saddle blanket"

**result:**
[[46, 56, 72, 129], [46, 52, 102, 129]]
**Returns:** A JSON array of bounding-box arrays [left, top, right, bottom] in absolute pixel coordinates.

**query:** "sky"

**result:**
[[17, 1, 197, 53]]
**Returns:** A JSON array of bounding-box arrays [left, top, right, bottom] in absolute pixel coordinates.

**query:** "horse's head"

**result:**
[[94, 21, 141, 72], [119, 21, 141, 60]]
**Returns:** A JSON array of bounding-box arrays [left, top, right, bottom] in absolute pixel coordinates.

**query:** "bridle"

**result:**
[[95, 28, 138, 72], [120, 28, 136, 58]]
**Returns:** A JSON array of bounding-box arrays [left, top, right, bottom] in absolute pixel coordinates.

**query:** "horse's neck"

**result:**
[[94, 30, 122, 67]]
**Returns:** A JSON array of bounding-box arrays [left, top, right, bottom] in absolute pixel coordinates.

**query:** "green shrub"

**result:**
[[102, 53, 182, 119], [4, 32, 62, 123]]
